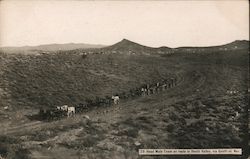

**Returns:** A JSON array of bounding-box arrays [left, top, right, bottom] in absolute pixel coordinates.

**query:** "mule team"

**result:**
[[39, 77, 177, 120]]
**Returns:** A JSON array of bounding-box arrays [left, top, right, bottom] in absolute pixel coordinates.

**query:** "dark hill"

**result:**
[[99, 39, 249, 55], [105, 39, 153, 51], [100, 39, 171, 54]]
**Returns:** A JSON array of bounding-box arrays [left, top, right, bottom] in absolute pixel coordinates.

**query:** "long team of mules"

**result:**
[[38, 77, 177, 121]]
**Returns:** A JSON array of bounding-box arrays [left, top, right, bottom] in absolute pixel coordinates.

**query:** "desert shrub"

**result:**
[[178, 117, 187, 125], [182, 112, 191, 119], [135, 116, 152, 123], [117, 127, 139, 138], [121, 117, 154, 131], [7, 147, 30, 159], [0, 143, 8, 158], [62, 135, 103, 149], [82, 136, 100, 147], [0, 136, 20, 144], [169, 112, 179, 121], [166, 123, 175, 132], [28, 129, 59, 141], [0, 136, 30, 159]]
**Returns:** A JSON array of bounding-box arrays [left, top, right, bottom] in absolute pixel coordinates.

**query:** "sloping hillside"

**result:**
[[0, 52, 174, 109]]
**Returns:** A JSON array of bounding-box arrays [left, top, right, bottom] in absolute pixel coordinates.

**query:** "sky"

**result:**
[[0, 0, 249, 48]]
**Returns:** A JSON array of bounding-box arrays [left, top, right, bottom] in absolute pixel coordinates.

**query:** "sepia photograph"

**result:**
[[0, 0, 249, 159]]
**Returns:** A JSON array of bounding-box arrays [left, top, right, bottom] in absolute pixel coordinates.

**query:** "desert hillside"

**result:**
[[0, 39, 249, 159]]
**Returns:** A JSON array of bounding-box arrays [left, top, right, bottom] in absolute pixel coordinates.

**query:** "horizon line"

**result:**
[[0, 39, 249, 49]]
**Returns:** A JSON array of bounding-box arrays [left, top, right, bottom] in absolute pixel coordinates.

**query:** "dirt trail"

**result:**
[[3, 63, 243, 137], [0, 67, 206, 136], [83, 68, 206, 124], [2, 63, 247, 159], [6, 62, 242, 139]]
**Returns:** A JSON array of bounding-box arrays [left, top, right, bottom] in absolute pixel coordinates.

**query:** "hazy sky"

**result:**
[[0, 0, 249, 47]]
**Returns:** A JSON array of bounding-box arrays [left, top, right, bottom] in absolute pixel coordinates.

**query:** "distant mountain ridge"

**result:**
[[1, 39, 249, 54], [176, 40, 249, 49], [172, 40, 249, 53], [0, 43, 106, 53], [99, 39, 249, 54]]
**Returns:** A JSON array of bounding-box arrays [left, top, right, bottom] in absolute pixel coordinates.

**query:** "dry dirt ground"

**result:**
[[0, 62, 248, 159]]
